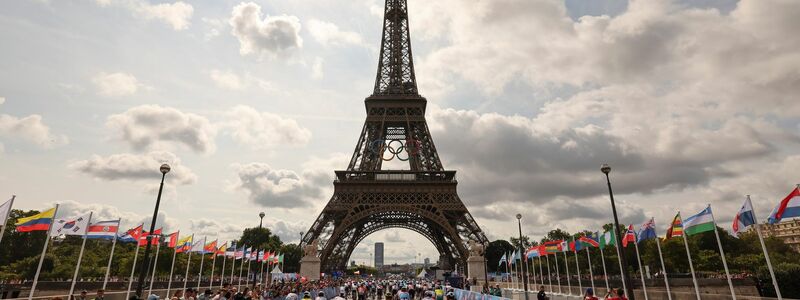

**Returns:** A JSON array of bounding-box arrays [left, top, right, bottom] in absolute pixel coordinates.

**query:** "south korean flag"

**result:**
[[50, 213, 92, 237]]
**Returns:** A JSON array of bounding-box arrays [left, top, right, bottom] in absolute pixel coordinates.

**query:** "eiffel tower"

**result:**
[[301, 0, 488, 273]]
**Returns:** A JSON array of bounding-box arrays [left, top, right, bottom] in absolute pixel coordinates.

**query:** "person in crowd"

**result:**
[[332, 292, 346, 300], [171, 290, 183, 300], [315, 291, 327, 300], [583, 288, 598, 300], [536, 286, 547, 300], [94, 289, 105, 300]]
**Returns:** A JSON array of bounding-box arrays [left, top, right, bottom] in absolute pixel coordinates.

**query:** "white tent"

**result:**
[[416, 269, 427, 278]]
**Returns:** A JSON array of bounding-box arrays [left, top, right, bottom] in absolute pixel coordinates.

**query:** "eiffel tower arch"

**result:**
[[301, 0, 488, 274]]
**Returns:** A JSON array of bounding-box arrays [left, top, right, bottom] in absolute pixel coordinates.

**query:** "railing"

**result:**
[[335, 170, 456, 182]]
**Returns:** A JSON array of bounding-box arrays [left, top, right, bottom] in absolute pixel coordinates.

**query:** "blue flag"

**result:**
[[637, 218, 658, 243]]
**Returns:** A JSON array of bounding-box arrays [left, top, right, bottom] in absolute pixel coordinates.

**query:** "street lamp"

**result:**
[[602, 164, 635, 300], [259, 212, 265, 229], [299, 231, 304, 245], [135, 164, 170, 299], [516, 214, 529, 300]]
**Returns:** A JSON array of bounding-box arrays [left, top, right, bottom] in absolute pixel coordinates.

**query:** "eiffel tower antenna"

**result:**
[[373, 0, 418, 96]]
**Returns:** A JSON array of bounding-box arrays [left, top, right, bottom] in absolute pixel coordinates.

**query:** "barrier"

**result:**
[[453, 288, 511, 300]]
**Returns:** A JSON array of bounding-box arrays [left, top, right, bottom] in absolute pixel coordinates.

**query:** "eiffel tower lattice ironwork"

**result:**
[[301, 0, 488, 273]]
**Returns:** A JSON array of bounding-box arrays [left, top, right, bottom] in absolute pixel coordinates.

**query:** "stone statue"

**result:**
[[303, 240, 318, 257], [468, 240, 484, 256]]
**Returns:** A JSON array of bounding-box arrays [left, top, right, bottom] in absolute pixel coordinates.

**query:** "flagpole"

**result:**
[[632, 231, 648, 300], [586, 246, 595, 293], [574, 244, 582, 296], [748, 195, 782, 300], [102, 218, 121, 290], [545, 254, 552, 294], [230, 251, 237, 287], [654, 236, 671, 300], [166, 236, 178, 299], [259, 255, 266, 287], [598, 241, 609, 292], [615, 242, 627, 298], [183, 234, 194, 291], [126, 223, 144, 300], [209, 244, 218, 290], [709, 205, 736, 300], [68, 212, 93, 299], [538, 256, 544, 292], [28, 204, 59, 300], [220, 249, 227, 290], [679, 211, 701, 300], [148, 240, 161, 296], [554, 250, 561, 294], [197, 237, 207, 290], [0, 195, 16, 245], [563, 251, 571, 295], [245, 251, 252, 288], [238, 248, 245, 289]]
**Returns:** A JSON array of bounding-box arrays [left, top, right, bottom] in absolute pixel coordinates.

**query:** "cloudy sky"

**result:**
[[1, 0, 799, 265]]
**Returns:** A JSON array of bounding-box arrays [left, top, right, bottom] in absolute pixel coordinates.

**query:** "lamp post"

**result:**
[[299, 231, 304, 245], [516, 214, 530, 300], [259, 212, 265, 229], [602, 164, 635, 300], [135, 164, 170, 299]]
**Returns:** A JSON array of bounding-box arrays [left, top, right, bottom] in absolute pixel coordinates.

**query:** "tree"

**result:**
[[279, 244, 302, 273], [485, 240, 513, 272], [509, 236, 532, 249], [236, 227, 282, 251]]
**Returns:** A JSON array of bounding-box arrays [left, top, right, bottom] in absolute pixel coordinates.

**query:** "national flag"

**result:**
[[665, 213, 684, 239], [216, 243, 227, 257], [190, 238, 206, 253], [768, 186, 800, 224], [235, 246, 244, 259], [87, 220, 120, 239], [226, 242, 236, 257], [278, 253, 284, 263], [510, 250, 517, 265], [166, 232, 179, 248], [579, 233, 600, 248], [138, 228, 162, 246], [257, 250, 264, 262], [733, 198, 756, 235], [51, 213, 92, 237], [622, 225, 636, 248], [569, 239, 583, 252], [273, 251, 280, 264], [203, 240, 218, 254], [174, 235, 193, 252], [684, 206, 716, 235], [118, 224, 143, 243], [0, 197, 14, 227], [543, 240, 563, 254], [599, 230, 615, 248], [263, 250, 271, 262], [15, 207, 56, 232], [525, 246, 540, 259], [559, 240, 569, 252], [637, 218, 657, 243]]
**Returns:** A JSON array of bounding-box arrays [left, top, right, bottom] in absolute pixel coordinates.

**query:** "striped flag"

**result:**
[[622, 224, 636, 247], [15, 207, 56, 232], [86, 220, 120, 239], [637, 218, 658, 242], [118, 224, 143, 243], [666, 213, 684, 238], [50, 213, 92, 237], [579, 233, 600, 247], [768, 186, 800, 224], [684, 206, 716, 235], [166, 232, 179, 248], [733, 198, 756, 235], [599, 230, 615, 248]]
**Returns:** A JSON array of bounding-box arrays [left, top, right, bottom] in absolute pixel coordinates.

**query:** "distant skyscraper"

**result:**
[[424, 257, 430, 267], [375, 242, 385, 268]]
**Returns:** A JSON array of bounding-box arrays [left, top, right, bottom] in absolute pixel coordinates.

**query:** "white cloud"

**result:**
[[0, 101, 68, 148], [209, 69, 245, 90], [228, 162, 325, 209], [222, 105, 311, 149], [0, 97, 5, 104], [92, 72, 143, 97], [107, 105, 216, 154], [54, 200, 178, 233], [306, 19, 371, 49], [311, 57, 324, 80], [69, 151, 198, 185], [229, 2, 303, 58], [95, 0, 193, 31]]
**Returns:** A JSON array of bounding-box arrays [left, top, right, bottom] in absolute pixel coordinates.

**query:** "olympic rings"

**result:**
[[367, 138, 420, 161]]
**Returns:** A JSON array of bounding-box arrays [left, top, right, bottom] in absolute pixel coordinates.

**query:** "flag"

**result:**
[[257, 250, 264, 262], [599, 230, 615, 248], [526, 246, 540, 259], [0, 197, 13, 226], [278, 253, 284, 263], [118, 224, 143, 243], [50, 213, 92, 237], [768, 186, 800, 224], [87, 220, 120, 239], [273, 251, 280, 264], [226, 242, 236, 257], [622, 224, 636, 247], [733, 198, 756, 235], [190, 238, 206, 253], [216, 243, 227, 257], [569, 239, 583, 252], [174, 235, 193, 251], [203, 240, 218, 254], [235, 247, 244, 259], [637, 218, 657, 243], [684, 206, 716, 235], [543, 240, 563, 254], [166, 232, 179, 248], [138, 228, 162, 246], [15, 207, 56, 232], [559, 240, 569, 252], [665, 213, 684, 239], [579, 233, 600, 248], [263, 250, 271, 261]]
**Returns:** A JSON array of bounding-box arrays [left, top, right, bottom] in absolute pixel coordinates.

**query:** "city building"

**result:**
[[424, 257, 430, 267], [375, 242, 384, 268], [749, 219, 800, 252]]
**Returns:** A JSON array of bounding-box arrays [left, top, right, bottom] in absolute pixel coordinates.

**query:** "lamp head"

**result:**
[[160, 164, 171, 174], [515, 214, 522, 220], [259, 212, 265, 218], [600, 163, 611, 174]]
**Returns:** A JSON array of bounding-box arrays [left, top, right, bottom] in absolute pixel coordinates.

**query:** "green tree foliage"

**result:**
[[485, 240, 513, 272]]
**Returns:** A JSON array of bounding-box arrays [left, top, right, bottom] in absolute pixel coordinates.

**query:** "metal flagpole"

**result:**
[[28, 204, 59, 300], [183, 234, 195, 291], [166, 236, 179, 299], [0, 195, 16, 245], [527, 257, 534, 288], [197, 237, 207, 290], [68, 212, 93, 299], [632, 233, 648, 300], [230, 248, 237, 287], [679, 211, 701, 300], [709, 205, 736, 300], [586, 246, 595, 293], [238, 248, 246, 289], [554, 250, 561, 294], [102, 218, 121, 290], [209, 245, 218, 290], [615, 240, 627, 298], [219, 250, 227, 289], [259, 254, 266, 287], [563, 251, 571, 295], [598, 242, 609, 292], [545, 254, 552, 293], [126, 223, 144, 300], [245, 251, 252, 288], [149, 240, 161, 296], [749, 195, 782, 300], [655, 236, 671, 300], [574, 245, 582, 296]]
